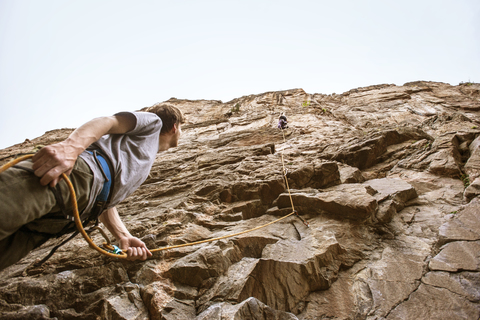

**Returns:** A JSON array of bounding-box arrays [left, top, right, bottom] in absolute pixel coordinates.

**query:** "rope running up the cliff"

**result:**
[[0, 131, 307, 260], [280, 129, 309, 227]]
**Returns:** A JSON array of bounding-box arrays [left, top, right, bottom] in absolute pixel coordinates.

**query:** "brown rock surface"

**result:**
[[1, 82, 480, 319]]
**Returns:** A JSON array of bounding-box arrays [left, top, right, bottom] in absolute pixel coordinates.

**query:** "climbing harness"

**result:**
[[0, 135, 308, 260], [84, 150, 114, 223]]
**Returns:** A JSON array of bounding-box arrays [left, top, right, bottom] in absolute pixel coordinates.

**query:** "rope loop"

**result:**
[[0, 154, 127, 259]]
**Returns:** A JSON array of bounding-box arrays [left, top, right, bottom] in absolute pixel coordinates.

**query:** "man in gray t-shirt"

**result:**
[[80, 111, 165, 214], [0, 104, 184, 269]]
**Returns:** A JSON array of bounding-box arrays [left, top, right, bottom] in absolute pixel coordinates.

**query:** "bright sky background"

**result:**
[[1, 0, 479, 149]]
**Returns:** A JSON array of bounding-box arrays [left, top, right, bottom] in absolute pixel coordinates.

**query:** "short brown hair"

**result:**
[[142, 103, 185, 134]]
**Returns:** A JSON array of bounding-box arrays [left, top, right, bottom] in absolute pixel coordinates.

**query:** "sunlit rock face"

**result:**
[[1, 81, 480, 319]]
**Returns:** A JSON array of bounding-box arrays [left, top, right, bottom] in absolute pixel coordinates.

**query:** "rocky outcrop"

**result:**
[[1, 82, 480, 319]]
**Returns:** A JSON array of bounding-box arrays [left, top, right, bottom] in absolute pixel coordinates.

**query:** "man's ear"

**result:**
[[171, 123, 178, 134]]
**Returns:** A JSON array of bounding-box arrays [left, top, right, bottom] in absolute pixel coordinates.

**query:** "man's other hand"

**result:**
[[119, 237, 152, 261]]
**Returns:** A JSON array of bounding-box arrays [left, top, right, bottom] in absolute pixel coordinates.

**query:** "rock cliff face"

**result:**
[[1, 81, 480, 319]]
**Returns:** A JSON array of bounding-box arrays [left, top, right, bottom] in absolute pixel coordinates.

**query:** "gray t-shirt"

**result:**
[[79, 111, 162, 214]]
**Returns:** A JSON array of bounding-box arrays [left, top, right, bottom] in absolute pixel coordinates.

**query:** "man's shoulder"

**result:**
[[117, 111, 162, 136]]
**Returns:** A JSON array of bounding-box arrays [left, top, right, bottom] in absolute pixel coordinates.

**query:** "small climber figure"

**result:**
[[278, 115, 288, 130]]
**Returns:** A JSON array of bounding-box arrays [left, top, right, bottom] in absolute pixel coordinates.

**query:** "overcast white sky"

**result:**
[[1, 0, 479, 149]]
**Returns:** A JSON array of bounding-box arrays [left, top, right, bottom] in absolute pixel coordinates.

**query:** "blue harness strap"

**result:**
[[85, 150, 113, 221], [88, 150, 112, 202]]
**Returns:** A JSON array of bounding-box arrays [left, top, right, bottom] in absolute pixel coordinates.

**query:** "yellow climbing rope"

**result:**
[[0, 138, 304, 258], [281, 130, 296, 213], [0, 154, 127, 258]]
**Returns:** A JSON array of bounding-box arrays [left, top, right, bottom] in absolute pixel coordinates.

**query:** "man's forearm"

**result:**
[[64, 116, 133, 156], [32, 114, 136, 186], [99, 207, 152, 260], [98, 207, 132, 241]]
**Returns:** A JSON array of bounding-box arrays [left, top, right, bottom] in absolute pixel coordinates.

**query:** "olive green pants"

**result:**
[[0, 158, 94, 270]]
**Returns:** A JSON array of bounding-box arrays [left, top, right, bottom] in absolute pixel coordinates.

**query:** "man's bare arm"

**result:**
[[32, 114, 136, 186], [99, 207, 152, 260]]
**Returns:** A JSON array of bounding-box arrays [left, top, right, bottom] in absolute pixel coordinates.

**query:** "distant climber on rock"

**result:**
[[278, 115, 288, 130], [0, 104, 185, 270]]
